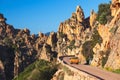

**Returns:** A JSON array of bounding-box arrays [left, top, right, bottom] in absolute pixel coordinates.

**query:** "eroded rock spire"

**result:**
[[76, 5, 85, 22]]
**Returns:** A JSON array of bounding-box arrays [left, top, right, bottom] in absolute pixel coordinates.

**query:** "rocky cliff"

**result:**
[[58, 5, 89, 41], [0, 13, 55, 80], [54, 0, 120, 78], [56, 0, 120, 74], [0, 0, 120, 79], [104, 0, 120, 69], [57, 5, 101, 64], [91, 0, 120, 70]]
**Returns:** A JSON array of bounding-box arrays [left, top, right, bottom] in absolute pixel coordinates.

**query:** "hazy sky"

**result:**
[[0, 0, 110, 34]]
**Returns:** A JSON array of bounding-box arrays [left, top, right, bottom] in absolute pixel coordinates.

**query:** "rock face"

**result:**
[[0, 13, 58, 80], [105, 32, 120, 69], [91, 24, 111, 67], [57, 6, 94, 64], [105, 19, 120, 69], [58, 6, 87, 41], [39, 32, 58, 61], [90, 10, 97, 27], [91, 0, 120, 69], [40, 43, 52, 61], [0, 13, 48, 80], [46, 32, 57, 50], [39, 43, 57, 61], [111, 0, 120, 16]]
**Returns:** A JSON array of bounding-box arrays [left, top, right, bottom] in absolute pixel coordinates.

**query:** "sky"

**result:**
[[0, 0, 110, 34]]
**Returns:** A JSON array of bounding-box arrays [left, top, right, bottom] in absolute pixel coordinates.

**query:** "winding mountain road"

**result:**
[[61, 56, 120, 80]]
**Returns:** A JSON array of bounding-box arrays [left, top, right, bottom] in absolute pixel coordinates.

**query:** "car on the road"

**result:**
[[69, 57, 79, 64]]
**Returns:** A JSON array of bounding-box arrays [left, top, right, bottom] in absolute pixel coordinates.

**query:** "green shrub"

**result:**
[[105, 67, 120, 74], [63, 66, 74, 76], [13, 59, 57, 80], [4, 37, 13, 46], [92, 29, 103, 44], [12, 44, 18, 52], [59, 32, 66, 38], [66, 40, 76, 50], [70, 26, 75, 29], [97, 3, 111, 25], [70, 40, 75, 46], [101, 49, 110, 67], [105, 67, 113, 71], [113, 69, 120, 74], [98, 12, 107, 25]]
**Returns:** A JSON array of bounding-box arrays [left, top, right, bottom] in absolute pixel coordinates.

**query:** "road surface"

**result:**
[[61, 56, 120, 80]]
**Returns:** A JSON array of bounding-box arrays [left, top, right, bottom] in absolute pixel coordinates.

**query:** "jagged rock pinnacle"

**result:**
[[90, 9, 97, 27], [76, 5, 85, 22]]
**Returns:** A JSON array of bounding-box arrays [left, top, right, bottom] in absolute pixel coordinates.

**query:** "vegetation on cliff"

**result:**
[[1, 0, 120, 80], [97, 2, 112, 24], [13, 59, 58, 80], [82, 28, 102, 61]]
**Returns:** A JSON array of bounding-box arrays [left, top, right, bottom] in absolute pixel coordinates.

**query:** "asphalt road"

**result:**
[[62, 57, 120, 80]]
